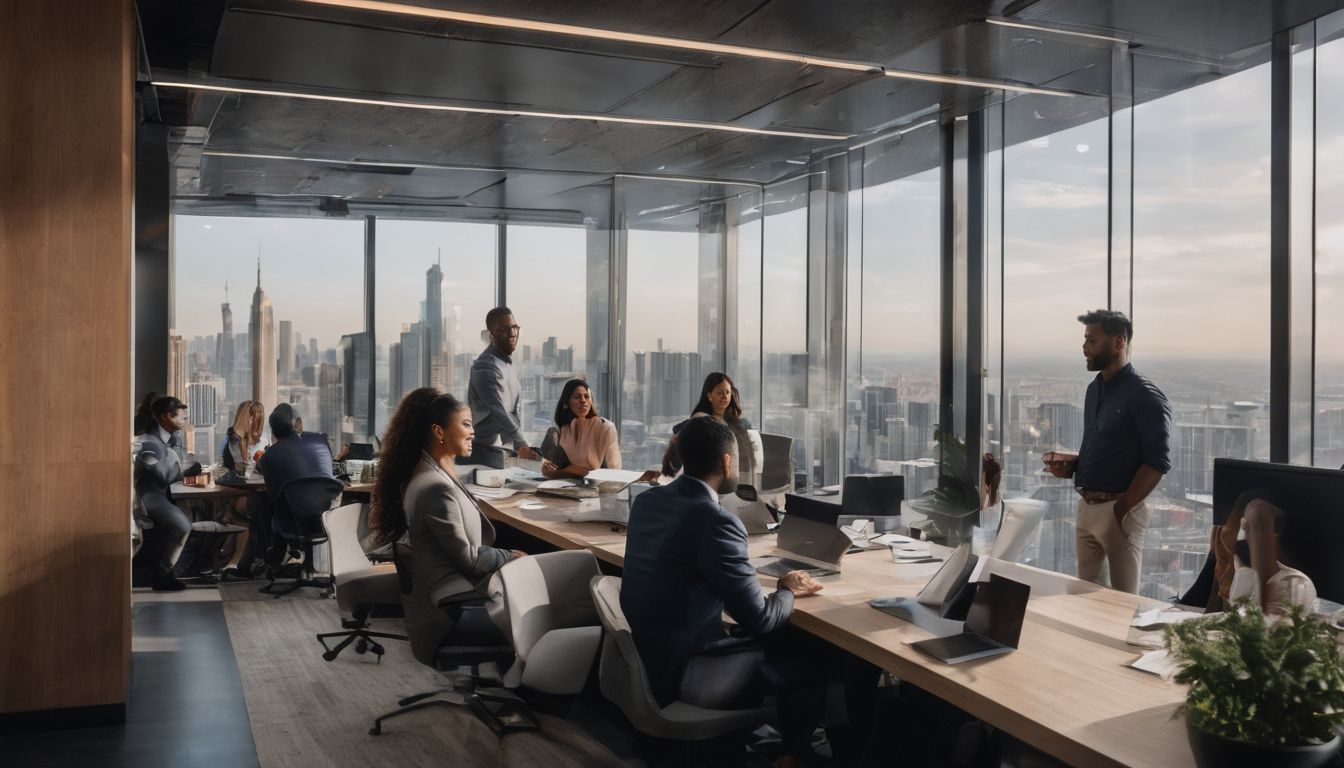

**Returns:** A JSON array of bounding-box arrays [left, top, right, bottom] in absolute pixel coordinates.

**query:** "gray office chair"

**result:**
[[260, 476, 344, 596], [758, 433, 796, 505], [369, 544, 533, 737], [315, 503, 407, 662], [496, 550, 603, 695], [588, 575, 768, 741]]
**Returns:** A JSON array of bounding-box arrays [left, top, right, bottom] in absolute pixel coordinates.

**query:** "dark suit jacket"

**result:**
[[621, 475, 794, 705], [256, 432, 334, 503]]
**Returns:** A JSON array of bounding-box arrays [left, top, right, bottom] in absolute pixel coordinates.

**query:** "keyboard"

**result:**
[[755, 557, 838, 579]]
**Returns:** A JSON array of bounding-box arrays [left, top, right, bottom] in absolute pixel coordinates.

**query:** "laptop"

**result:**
[[784, 493, 842, 527], [751, 513, 852, 578], [345, 442, 376, 461], [720, 484, 778, 536], [909, 574, 1031, 664], [871, 542, 981, 623]]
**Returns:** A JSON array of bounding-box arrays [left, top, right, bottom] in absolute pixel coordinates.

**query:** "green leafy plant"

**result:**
[[909, 426, 980, 544], [1165, 602, 1344, 747]]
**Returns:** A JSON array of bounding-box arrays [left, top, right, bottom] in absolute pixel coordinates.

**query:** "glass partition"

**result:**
[[172, 214, 365, 455]]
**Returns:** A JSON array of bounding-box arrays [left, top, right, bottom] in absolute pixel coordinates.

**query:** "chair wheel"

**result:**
[[322, 650, 339, 662], [356, 639, 369, 655], [368, 725, 382, 736], [369, 642, 385, 656]]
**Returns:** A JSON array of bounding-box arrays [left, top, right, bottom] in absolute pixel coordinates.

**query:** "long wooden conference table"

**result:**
[[478, 490, 1194, 768]]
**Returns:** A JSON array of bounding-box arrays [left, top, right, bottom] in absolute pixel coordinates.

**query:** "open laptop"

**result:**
[[751, 513, 852, 578], [909, 574, 1031, 664], [720, 484, 778, 535], [784, 493, 842, 527]]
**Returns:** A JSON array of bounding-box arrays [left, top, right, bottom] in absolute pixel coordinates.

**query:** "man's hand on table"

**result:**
[[778, 570, 823, 597]]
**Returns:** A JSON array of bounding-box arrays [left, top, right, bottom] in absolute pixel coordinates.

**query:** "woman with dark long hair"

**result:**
[[133, 392, 196, 591], [664, 372, 761, 480], [539, 378, 621, 479], [370, 388, 525, 665]]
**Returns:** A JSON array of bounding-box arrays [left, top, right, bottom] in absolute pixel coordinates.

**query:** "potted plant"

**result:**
[[908, 427, 981, 545], [1164, 602, 1344, 768]]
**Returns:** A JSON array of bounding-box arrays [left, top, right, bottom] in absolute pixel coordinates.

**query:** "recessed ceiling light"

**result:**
[[289, 0, 1075, 97], [151, 79, 850, 141], [1075, 143, 1090, 153], [985, 17, 1131, 46]]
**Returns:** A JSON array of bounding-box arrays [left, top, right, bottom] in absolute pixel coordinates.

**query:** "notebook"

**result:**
[[909, 574, 1031, 664]]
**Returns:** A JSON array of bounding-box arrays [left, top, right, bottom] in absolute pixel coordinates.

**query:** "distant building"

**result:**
[[249, 259, 277, 412]]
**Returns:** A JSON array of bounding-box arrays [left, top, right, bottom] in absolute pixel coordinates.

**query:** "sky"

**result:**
[[171, 39, 1344, 382]]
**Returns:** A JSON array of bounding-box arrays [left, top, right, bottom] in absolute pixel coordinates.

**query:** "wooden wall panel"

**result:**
[[0, 0, 134, 715]]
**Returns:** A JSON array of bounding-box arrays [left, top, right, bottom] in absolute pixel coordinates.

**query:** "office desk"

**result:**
[[480, 492, 1193, 768], [170, 481, 263, 499]]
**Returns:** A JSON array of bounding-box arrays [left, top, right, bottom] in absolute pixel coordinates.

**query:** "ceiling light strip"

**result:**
[[849, 118, 939, 151], [292, 0, 1076, 96], [152, 80, 849, 140], [985, 18, 1131, 46]]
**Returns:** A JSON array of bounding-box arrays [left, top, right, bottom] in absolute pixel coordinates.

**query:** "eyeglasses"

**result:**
[[493, 324, 521, 335]]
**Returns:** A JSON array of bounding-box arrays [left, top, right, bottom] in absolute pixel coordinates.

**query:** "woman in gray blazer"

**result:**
[[370, 388, 526, 665]]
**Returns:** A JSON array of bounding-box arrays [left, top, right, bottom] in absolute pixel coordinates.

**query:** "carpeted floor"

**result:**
[[218, 582, 634, 768]]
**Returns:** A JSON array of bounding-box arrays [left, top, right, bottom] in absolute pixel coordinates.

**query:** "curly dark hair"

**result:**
[[369, 388, 467, 544], [691, 372, 744, 423], [1077, 309, 1133, 342]]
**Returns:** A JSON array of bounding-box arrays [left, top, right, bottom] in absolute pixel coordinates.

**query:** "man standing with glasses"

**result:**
[[1042, 309, 1171, 595], [466, 306, 540, 469]]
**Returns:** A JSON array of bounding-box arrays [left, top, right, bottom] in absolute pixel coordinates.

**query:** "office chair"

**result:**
[[496, 550, 603, 697], [315, 503, 407, 662], [589, 575, 768, 745], [758, 433, 796, 498], [369, 543, 533, 737], [989, 498, 1050, 564], [260, 476, 343, 597]]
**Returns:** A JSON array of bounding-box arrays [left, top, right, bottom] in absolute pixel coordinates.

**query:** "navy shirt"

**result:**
[[1075, 363, 1172, 493]]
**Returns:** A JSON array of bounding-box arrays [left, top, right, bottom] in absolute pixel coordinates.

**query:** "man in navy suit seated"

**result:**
[[255, 403, 337, 563], [622, 417, 842, 765]]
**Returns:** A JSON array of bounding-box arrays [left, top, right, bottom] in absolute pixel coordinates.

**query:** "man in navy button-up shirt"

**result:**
[[1043, 310, 1171, 594]]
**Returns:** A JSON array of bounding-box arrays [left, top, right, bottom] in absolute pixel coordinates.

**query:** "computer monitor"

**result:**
[[1212, 458, 1344, 603], [784, 493, 841, 527], [842, 474, 904, 519], [345, 442, 376, 461]]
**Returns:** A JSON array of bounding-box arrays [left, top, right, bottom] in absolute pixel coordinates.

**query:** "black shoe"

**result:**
[[151, 566, 186, 592]]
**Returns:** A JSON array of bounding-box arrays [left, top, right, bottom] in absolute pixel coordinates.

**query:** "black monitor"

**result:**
[[842, 474, 904, 519], [345, 442, 376, 461], [784, 493, 841, 527], [1212, 458, 1344, 603]]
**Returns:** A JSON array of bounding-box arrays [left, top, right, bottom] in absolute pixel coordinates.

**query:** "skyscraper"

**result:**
[[217, 282, 236, 400], [186, 376, 223, 427], [249, 258, 277, 411], [278, 319, 294, 383], [339, 332, 371, 441], [425, 254, 448, 390], [166, 333, 187, 399], [318, 362, 344, 453]]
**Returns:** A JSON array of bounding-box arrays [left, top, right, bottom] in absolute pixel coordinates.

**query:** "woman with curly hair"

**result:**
[[371, 388, 525, 664]]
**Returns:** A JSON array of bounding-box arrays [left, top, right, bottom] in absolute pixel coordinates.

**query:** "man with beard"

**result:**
[[622, 417, 854, 766], [1043, 309, 1171, 594]]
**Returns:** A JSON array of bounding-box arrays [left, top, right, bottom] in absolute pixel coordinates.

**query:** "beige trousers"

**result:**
[[1075, 499, 1149, 594]]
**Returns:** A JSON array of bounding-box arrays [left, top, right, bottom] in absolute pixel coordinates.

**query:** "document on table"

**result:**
[[537, 479, 576, 490], [1130, 606, 1204, 631], [584, 468, 645, 486], [873, 533, 917, 546], [466, 485, 518, 499], [1128, 649, 1181, 679]]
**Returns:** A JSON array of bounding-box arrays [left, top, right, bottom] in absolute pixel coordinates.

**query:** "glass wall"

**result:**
[[1315, 14, 1344, 469], [171, 215, 365, 456], [506, 223, 590, 448], [374, 219, 497, 437], [996, 95, 1112, 579], [1130, 49, 1273, 598], [849, 123, 942, 500], [761, 178, 812, 484]]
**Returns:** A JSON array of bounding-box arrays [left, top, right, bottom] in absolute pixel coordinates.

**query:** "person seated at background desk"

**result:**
[[256, 403, 336, 496], [539, 378, 620, 479], [624, 417, 845, 767], [662, 372, 763, 481], [1209, 489, 1316, 616], [370, 388, 525, 661], [133, 392, 200, 591], [222, 400, 264, 476]]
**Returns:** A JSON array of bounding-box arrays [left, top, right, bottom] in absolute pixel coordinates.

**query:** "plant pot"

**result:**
[[1187, 719, 1341, 768]]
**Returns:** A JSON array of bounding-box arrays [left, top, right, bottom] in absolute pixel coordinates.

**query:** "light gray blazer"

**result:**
[[403, 453, 514, 657]]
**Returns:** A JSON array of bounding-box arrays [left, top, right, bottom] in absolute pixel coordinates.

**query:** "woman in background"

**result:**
[[540, 378, 621, 479], [664, 372, 762, 480], [222, 400, 265, 476]]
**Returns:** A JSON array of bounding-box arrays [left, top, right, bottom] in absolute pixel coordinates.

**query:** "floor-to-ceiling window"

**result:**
[[374, 219, 497, 437], [171, 214, 365, 456], [1131, 48, 1273, 598], [761, 178, 812, 485], [1315, 14, 1344, 469]]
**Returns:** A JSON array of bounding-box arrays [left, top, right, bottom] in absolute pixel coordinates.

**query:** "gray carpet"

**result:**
[[219, 584, 632, 768]]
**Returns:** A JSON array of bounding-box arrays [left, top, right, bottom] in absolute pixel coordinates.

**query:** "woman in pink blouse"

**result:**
[[540, 378, 622, 478]]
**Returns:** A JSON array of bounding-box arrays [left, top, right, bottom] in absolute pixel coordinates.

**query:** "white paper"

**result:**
[[1130, 607, 1204, 630], [1128, 649, 1181, 679], [537, 479, 576, 490], [584, 468, 645, 485], [873, 533, 916, 546], [841, 519, 871, 541], [466, 485, 518, 499]]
